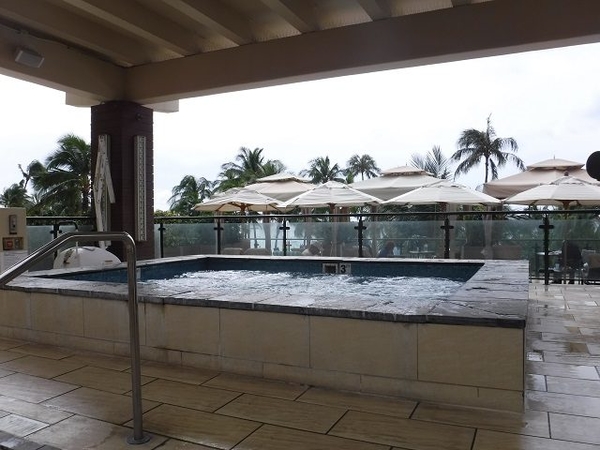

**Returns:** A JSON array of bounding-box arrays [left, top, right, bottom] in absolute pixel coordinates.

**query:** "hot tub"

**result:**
[[0, 256, 528, 411]]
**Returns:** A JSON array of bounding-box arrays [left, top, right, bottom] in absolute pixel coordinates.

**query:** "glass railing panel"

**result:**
[[157, 222, 217, 257]]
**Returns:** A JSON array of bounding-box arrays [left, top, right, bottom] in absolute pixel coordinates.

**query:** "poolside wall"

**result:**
[[0, 288, 524, 411]]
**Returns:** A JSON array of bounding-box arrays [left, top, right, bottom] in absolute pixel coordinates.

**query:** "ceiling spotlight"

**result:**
[[14, 47, 44, 69]]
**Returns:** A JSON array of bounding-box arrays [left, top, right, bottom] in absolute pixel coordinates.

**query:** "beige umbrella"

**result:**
[[505, 175, 600, 283], [244, 173, 315, 202], [192, 188, 284, 213], [384, 181, 501, 259], [384, 180, 501, 207], [483, 158, 600, 199], [282, 181, 382, 210], [504, 175, 600, 208], [349, 166, 442, 201], [282, 181, 382, 256]]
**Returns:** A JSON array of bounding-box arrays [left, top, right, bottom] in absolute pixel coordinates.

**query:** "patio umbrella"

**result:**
[[192, 187, 284, 213], [282, 181, 382, 256], [282, 180, 382, 210], [503, 175, 600, 208], [505, 175, 600, 283], [383, 180, 501, 207], [483, 158, 600, 199], [244, 173, 316, 202], [384, 181, 501, 259], [350, 166, 442, 201]]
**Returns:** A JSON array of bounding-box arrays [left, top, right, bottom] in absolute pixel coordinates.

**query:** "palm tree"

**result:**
[[0, 183, 30, 208], [451, 115, 525, 183], [168, 175, 214, 215], [217, 147, 285, 191], [32, 134, 92, 215], [261, 160, 286, 177], [301, 156, 344, 184], [18, 160, 45, 189], [410, 145, 452, 179], [346, 154, 380, 180]]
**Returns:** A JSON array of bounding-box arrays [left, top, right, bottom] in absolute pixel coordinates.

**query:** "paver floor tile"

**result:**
[[0, 356, 84, 379], [9, 344, 74, 360], [157, 439, 219, 449], [142, 379, 240, 412], [0, 368, 13, 378], [54, 366, 154, 394], [473, 429, 600, 450], [297, 387, 417, 418], [0, 395, 72, 424], [526, 361, 600, 380], [203, 373, 308, 400], [587, 343, 600, 355], [527, 390, 600, 417], [0, 413, 47, 436], [549, 413, 600, 445], [234, 424, 388, 450], [546, 376, 600, 397], [140, 361, 219, 385], [64, 352, 132, 371], [0, 373, 77, 403], [330, 410, 474, 450], [27, 415, 166, 450], [525, 374, 547, 391], [217, 393, 345, 433], [541, 332, 598, 344], [140, 404, 260, 449], [0, 351, 24, 364], [413, 402, 549, 438], [543, 352, 600, 366], [0, 339, 26, 351], [42, 387, 159, 424]]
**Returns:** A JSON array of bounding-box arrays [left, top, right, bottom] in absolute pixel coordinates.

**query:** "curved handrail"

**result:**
[[0, 231, 149, 445]]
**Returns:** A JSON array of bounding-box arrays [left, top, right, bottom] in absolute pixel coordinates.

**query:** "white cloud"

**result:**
[[1, 42, 600, 210]]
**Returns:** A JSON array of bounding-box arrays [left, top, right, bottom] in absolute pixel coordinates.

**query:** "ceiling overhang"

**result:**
[[0, 0, 598, 109]]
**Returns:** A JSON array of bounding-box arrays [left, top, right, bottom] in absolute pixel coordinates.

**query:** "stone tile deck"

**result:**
[[0, 281, 599, 449]]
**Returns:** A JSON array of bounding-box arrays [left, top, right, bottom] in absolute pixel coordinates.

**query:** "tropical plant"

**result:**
[[31, 134, 92, 215], [0, 183, 30, 208], [451, 115, 525, 183], [168, 175, 214, 215], [301, 156, 345, 184], [410, 145, 452, 179], [346, 154, 380, 180], [18, 160, 45, 189], [216, 147, 285, 191]]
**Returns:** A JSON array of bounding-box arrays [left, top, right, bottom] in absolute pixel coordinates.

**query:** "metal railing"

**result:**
[[0, 231, 150, 445]]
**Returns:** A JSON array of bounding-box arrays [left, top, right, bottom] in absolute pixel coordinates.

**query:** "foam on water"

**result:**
[[148, 270, 463, 302]]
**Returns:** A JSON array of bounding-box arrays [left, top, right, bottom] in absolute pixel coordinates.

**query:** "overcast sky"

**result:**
[[1, 41, 599, 210]]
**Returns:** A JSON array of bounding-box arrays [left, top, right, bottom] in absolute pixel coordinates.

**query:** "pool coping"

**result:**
[[6, 257, 528, 329]]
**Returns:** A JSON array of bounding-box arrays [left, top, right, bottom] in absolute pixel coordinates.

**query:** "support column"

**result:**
[[91, 101, 155, 260]]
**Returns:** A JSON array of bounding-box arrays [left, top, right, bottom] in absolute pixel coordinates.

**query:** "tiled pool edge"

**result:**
[[0, 258, 528, 411]]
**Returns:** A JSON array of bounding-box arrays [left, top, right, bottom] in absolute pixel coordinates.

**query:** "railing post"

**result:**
[[441, 216, 454, 259], [354, 215, 366, 257], [214, 218, 223, 254], [280, 219, 290, 256], [158, 221, 166, 258], [539, 215, 554, 285]]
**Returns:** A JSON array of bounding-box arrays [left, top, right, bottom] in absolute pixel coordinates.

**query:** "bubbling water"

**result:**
[[147, 270, 463, 302]]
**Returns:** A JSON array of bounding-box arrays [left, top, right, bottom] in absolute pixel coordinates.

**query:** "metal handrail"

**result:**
[[0, 231, 150, 445]]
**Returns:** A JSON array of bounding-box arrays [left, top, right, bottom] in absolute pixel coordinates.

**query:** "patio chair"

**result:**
[[557, 240, 583, 284]]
